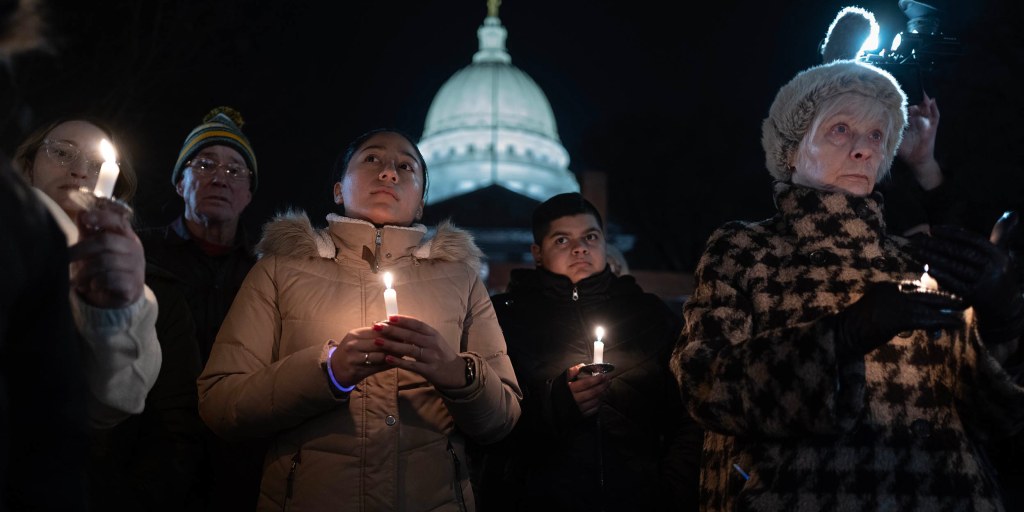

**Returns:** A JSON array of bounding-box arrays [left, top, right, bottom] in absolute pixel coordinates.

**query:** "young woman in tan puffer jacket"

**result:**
[[198, 129, 522, 511]]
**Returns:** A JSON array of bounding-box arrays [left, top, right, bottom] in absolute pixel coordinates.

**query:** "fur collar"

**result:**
[[256, 209, 484, 272]]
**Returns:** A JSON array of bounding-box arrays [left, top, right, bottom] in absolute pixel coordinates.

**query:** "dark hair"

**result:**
[[13, 115, 138, 205], [331, 128, 428, 199], [531, 192, 604, 244]]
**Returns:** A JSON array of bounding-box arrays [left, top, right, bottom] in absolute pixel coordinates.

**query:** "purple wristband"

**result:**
[[326, 346, 356, 393]]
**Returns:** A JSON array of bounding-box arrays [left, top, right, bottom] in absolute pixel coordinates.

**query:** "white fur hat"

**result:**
[[761, 60, 908, 182]]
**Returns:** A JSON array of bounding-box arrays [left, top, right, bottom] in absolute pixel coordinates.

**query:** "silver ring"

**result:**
[[418, 347, 423, 360], [364, 352, 372, 366]]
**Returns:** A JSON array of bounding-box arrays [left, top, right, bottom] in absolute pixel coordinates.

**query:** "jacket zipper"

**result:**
[[284, 450, 301, 510], [372, 228, 383, 273], [447, 441, 468, 512], [570, 286, 605, 508]]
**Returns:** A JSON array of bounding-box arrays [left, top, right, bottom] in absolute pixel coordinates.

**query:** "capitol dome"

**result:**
[[418, 10, 579, 204]]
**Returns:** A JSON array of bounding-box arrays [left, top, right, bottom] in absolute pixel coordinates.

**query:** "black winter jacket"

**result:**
[[478, 266, 701, 511]]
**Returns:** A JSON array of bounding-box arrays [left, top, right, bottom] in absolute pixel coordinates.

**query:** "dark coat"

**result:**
[[85, 265, 206, 511], [876, 160, 966, 236], [481, 266, 701, 511], [136, 215, 263, 512], [137, 215, 255, 365], [0, 160, 88, 511], [672, 182, 1024, 512]]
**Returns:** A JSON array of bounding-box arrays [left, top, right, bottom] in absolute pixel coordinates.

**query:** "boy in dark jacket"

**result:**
[[478, 192, 701, 511]]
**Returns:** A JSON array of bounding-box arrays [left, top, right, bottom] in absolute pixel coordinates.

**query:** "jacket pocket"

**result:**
[[283, 449, 301, 511], [447, 441, 468, 512]]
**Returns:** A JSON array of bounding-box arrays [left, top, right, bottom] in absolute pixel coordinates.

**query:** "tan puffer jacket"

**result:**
[[198, 211, 522, 511]]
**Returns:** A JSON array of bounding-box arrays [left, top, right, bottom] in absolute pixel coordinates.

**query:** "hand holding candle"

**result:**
[[593, 326, 604, 364], [383, 271, 399, 318], [93, 139, 119, 199]]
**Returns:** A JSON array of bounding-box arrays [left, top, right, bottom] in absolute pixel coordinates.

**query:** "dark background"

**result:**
[[2, 0, 1021, 272]]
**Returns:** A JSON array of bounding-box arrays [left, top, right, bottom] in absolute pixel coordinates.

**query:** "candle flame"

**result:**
[[99, 139, 117, 162], [595, 326, 604, 342], [383, 271, 393, 289]]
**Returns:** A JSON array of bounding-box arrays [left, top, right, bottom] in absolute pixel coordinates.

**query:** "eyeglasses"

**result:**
[[186, 157, 252, 182], [41, 139, 104, 177]]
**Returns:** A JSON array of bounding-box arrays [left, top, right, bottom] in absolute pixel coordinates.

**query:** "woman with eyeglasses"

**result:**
[[14, 117, 161, 427], [14, 117, 208, 510], [198, 128, 523, 511]]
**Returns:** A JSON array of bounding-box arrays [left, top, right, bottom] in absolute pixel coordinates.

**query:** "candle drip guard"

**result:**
[[896, 279, 959, 300], [579, 362, 615, 376]]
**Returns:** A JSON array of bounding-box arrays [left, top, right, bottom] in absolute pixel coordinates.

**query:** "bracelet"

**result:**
[[327, 346, 356, 393]]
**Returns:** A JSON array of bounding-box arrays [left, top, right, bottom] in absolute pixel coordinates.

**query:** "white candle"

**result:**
[[920, 264, 939, 291], [93, 139, 119, 199], [383, 271, 399, 317], [593, 326, 605, 364]]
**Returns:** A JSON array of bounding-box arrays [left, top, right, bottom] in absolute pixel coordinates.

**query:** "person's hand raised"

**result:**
[[897, 92, 943, 189], [69, 200, 145, 308]]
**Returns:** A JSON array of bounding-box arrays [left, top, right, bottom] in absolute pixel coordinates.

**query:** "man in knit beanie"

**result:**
[[137, 106, 264, 512], [169, 106, 258, 193]]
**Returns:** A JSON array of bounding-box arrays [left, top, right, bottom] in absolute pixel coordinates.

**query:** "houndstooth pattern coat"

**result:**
[[672, 182, 1024, 512]]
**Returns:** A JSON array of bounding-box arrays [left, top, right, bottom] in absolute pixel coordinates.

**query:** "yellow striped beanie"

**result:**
[[172, 106, 258, 191]]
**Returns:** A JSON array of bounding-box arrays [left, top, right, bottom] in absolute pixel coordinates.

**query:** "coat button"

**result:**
[[385, 415, 397, 426], [910, 419, 932, 439], [809, 250, 829, 265], [871, 257, 889, 270], [385, 252, 392, 259], [855, 205, 871, 218]]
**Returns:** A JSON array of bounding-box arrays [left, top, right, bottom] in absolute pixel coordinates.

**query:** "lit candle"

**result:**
[[920, 264, 939, 291], [93, 139, 119, 199], [383, 271, 399, 318], [593, 326, 605, 365]]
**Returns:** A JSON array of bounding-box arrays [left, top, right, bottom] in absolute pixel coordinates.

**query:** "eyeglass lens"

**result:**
[[190, 158, 251, 181], [43, 140, 102, 175]]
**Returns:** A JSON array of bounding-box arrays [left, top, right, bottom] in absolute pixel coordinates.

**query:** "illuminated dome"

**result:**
[[418, 10, 579, 204]]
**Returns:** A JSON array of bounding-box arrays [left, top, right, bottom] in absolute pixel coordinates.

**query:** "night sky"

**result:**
[[2, 0, 1021, 272]]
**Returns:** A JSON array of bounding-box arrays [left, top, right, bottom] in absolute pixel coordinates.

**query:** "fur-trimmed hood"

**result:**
[[255, 209, 484, 272]]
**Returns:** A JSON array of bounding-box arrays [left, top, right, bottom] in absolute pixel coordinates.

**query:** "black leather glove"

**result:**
[[834, 282, 966, 356], [909, 213, 1024, 345]]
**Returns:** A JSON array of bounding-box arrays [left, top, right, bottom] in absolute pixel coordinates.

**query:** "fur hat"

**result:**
[[761, 60, 907, 182], [171, 106, 258, 191]]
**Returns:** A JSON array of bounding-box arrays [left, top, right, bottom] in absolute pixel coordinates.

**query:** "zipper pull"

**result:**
[[572, 286, 579, 301], [373, 228, 383, 273]]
